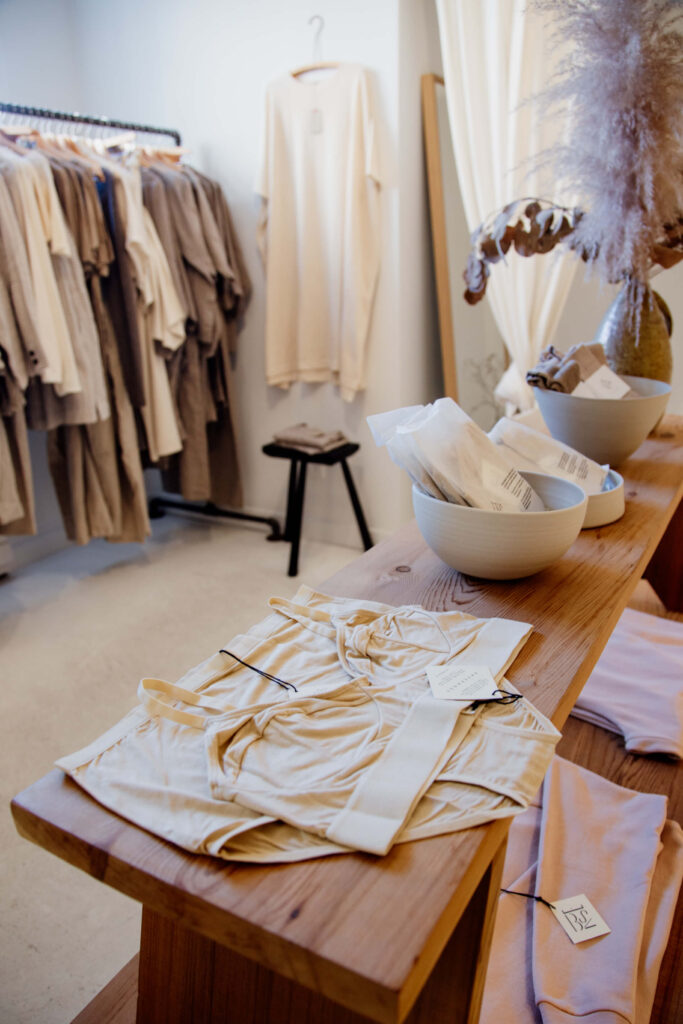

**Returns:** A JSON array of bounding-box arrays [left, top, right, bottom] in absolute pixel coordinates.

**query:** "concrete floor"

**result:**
[[0, 516, 357, 1024]]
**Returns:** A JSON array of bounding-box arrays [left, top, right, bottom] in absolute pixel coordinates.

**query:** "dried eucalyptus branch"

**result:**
[[464, 199, 583, 305], [463, 0, 683, 307]]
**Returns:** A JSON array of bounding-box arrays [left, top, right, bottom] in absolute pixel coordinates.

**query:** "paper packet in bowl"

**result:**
[[489, 417, 609, 495], [367, 405, 449, 500], [369, 399, 544, 512]]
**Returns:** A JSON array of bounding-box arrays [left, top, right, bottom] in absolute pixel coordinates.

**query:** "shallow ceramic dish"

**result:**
[[533, 375, 670, 466], [412, 471, 587, 580], [582, 469, 625, 529]]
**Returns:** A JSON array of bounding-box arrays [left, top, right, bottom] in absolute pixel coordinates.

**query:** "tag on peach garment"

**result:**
[[426, 664, 497, 702], [550, 894, 611, 944]]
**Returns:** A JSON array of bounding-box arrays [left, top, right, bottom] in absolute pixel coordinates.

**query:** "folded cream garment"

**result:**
[[271, 423, 348, 453], [480, 756, 683, 1024], [57, 587, 559, 861], [571, 607, 683, 758]]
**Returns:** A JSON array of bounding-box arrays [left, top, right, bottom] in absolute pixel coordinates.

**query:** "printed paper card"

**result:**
[[426, 664, 498, 703], [550, 894, 611, 944], [573, 366, 630, 400]]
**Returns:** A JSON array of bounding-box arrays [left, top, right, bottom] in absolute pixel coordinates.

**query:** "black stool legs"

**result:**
[[285, 461, 308, 576], [262, 442, 373, 577], [340, 459, 373, 552]]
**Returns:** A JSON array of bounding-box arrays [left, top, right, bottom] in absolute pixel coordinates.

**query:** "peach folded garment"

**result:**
[[570, 607, 683, 759], [480, 756, 683, 1024]]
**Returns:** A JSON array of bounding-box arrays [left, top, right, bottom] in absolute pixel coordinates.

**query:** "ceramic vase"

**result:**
[[593, 284, 673, 383]]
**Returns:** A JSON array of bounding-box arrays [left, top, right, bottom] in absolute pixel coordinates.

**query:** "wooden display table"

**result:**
[[12, 418, 683, 1024]]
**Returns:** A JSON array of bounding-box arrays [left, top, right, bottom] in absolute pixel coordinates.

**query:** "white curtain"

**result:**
[[436, 0, 577, 412]]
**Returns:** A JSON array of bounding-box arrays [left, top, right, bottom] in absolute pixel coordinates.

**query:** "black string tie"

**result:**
[[470, 688, 524, 710], [500, 888, 556, 911], [218, 649, 298, 693]]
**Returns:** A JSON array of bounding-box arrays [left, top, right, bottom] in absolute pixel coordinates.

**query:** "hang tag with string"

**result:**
[[501, 889, 610, 945], [310, 108, 324, 134], [426, 664, 498, 702], [550, 894, 611, 944]]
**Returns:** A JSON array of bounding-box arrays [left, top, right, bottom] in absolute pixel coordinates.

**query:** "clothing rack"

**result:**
[[148, 498, 282, 541], [1, 101, 284, 543], [0, 102, 182, 146]]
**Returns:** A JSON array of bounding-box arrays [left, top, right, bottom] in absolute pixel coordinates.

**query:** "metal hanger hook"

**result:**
[[308, 14, 324, 62]]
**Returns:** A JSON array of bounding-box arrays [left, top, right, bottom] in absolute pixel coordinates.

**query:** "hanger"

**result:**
[[51, 132, 106, 180], [99, 131, 137, 150], [290, 15, 339, 78], [0, 124, 33, 136], [0, 127, 28, 154], [138, 144, 189, 168]]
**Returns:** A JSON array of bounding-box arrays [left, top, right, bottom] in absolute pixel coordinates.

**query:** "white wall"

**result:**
[[0, 0, 82, 109], [68, 0, 445, 546]]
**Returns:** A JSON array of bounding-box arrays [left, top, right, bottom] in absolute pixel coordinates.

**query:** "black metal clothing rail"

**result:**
[[148, 498, 283, 542], [0, 102, 182, 146]]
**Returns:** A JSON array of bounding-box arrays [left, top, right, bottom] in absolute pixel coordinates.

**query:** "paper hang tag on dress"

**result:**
[[550, 894, 611, 944], [426, 664, 498, 703], [310, 108, 324, 134]]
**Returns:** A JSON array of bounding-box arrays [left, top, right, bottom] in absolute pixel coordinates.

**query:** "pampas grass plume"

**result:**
[[533, 0, 683, 287]]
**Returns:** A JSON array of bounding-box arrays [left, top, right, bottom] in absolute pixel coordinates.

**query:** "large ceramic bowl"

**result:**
[[533, 375, 670, 466], [412, 472, 587, 580]]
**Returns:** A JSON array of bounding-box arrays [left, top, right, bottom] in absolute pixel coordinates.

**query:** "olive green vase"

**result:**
[[593, 284, 673, 383]]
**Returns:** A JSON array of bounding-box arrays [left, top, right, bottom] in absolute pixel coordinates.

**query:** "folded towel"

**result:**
[[526, 346, 581, 393], [526, 343, 637, 398]]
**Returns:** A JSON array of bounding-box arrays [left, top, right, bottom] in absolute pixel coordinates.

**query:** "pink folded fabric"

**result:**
[[571, 607, 683, 759], [635, 820, 683, 1022], [480, 756, 683, 1024], [534, 758, 668, 1023], [480, 801, 543, 1023]]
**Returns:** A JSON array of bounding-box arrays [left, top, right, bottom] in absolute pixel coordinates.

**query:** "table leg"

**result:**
[[135, 836, 507, 1024], [136, 906, 374, 1024], [644, 499, 683, 612], [403, 834, 508, 1024]]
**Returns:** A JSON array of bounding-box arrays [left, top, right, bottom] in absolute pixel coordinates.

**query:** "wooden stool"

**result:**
[[262, 441, 373, 576]]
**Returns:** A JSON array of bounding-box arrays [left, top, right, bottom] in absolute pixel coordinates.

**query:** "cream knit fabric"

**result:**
[[58, 587, 559, 861]]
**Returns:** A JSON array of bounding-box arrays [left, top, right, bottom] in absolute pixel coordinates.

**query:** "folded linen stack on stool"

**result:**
[[272, 423, 349, 454]]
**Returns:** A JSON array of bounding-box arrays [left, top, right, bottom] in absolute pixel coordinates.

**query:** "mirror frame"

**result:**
[[421, 72, 458, 402]]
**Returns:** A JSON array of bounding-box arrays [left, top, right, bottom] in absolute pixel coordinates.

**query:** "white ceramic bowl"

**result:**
[[412, 472, 587, 580], [583, 469, 625, 529], [533, 375, 670, 466]]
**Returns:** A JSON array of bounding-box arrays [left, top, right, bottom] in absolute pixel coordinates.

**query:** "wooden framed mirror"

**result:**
[[421, 73, 506, 430]]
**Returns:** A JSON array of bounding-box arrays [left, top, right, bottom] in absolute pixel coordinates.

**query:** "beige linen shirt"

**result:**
[[0, 148, 81, 394], [58, 588, 559, 862]]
